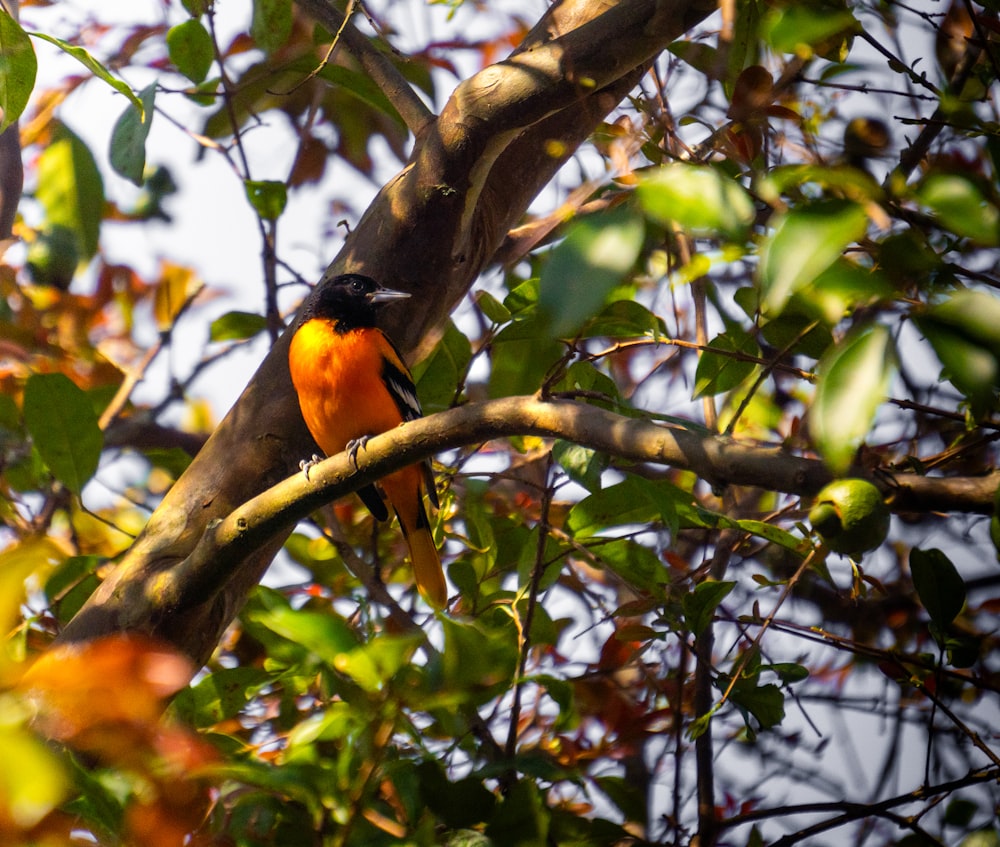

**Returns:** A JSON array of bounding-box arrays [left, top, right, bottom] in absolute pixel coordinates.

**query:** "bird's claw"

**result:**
[[346, 436, 371, 469], [299, 454, 323, 481]]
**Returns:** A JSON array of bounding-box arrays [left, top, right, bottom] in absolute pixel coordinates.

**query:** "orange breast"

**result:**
[[288, 320, 404, 457]]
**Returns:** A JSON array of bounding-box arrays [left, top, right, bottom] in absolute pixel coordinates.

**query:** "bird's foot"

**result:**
[[299, 454, 323, 481], [346, 436, 371, 469]]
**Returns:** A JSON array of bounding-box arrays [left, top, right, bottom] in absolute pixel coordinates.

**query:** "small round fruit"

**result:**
[[809, 478, 890, 556]]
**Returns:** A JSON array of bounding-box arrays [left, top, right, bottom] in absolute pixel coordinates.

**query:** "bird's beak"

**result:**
[[368, 286, 412, 304]]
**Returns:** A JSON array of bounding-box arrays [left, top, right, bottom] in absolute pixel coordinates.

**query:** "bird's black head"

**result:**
[[306, 273, 411, 330]]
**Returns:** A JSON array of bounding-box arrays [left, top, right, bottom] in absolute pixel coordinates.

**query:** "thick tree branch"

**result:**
[[61, 396, 1000, 663]]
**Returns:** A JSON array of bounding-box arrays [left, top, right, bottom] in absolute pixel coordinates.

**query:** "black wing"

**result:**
[[380, 335, 439, 510], [381, 352, 422, 424]]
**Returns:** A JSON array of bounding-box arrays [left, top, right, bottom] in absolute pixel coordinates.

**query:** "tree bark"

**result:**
[[57, 0, 717, 665]]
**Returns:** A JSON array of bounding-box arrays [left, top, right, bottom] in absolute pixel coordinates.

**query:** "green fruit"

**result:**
[[808, 478, 890, 556]]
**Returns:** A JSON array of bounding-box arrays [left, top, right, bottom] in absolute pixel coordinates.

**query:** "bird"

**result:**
[[288, 273, 446, 608]]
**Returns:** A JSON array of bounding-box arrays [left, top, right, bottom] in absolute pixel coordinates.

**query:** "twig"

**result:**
[[503, 454, 555, 774], [720, 767, 1000, 844], [717, 544, 822, 710], [889, 8, 991, 181], [295, 0, 434, 134], [271, 0, 359, 96]]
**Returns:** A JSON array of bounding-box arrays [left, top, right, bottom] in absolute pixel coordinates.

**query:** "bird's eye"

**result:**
[[351, 279, 365, 292]]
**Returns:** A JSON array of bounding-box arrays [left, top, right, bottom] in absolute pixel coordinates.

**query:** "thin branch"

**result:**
[[717, 544, 822, 710], [294, 0, 434, 134], [504, 454, 555, 771], [719, 767, 1000, 845], [889, 6, 993, 181], [271, 0, 359, 96]]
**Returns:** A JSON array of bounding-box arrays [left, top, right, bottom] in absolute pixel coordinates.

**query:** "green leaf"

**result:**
[[693, 328, 760, 398], [503, 278, 540, 314], [682, 580, 735, 635], [167, 19, 214, 83], [335, 633, 422, 693], [29, 32, 143, 116], [172, 667, 274, 728], [577, 299, 668, 339], [591, 537, 667, 592], [637, 162, 755, 238], [244, 179, 287, 220], [36, 123, 105, 260], [811, 323, 895, 472], [440, 617, 518, 699], [109, 83, 156, 186], [552, 440, 606, 493], [209, 310, 268, 342], [567, 476, 694, 538], [539, 205, 645, 338], [248, 604, 358, 667], [668, 40, 720, 76], [732, 519, 809, 555], [475, 290, 512, 324], [918, 174, 1000, 246], [251, 0, 293, 53], [767, 662, 810, 684], [763, 5, 858, 57], [944, 798, 978, 829], [315, 63, 405, 127], [0, 8, 37, 134], [412, 319, 472, 413], [916, 317, 998, 414], [488, 316, 563, 399], [910, 547, 966, 628], [914, 289, 1000, 418], [759, 200, 869, 315], [728, 681, 785, 731], [23, 373, 103, 495], [922, 289, 1000, 356]]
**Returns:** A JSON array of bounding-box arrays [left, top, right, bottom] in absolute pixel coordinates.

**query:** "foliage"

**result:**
[[1, 0, 1000, 846]]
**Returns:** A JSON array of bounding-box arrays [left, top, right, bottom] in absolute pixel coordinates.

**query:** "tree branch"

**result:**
[[60, 396, 1000, 662]]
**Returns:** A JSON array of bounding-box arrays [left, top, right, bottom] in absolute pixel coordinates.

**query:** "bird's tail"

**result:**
[[384, 467, 446, 608], [406, 519, 446, 609]]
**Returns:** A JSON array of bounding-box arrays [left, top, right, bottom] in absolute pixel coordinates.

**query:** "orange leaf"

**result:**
[[20, 634, 194, 743]]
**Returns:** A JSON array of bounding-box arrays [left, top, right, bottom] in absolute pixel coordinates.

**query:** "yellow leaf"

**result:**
[[0, 538, 67, 641], [153, 261, 200, 331], [0, 724, 70, 831]]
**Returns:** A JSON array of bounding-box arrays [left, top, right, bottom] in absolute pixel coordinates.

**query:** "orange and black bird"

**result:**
[[288, 273, 446, 608]]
